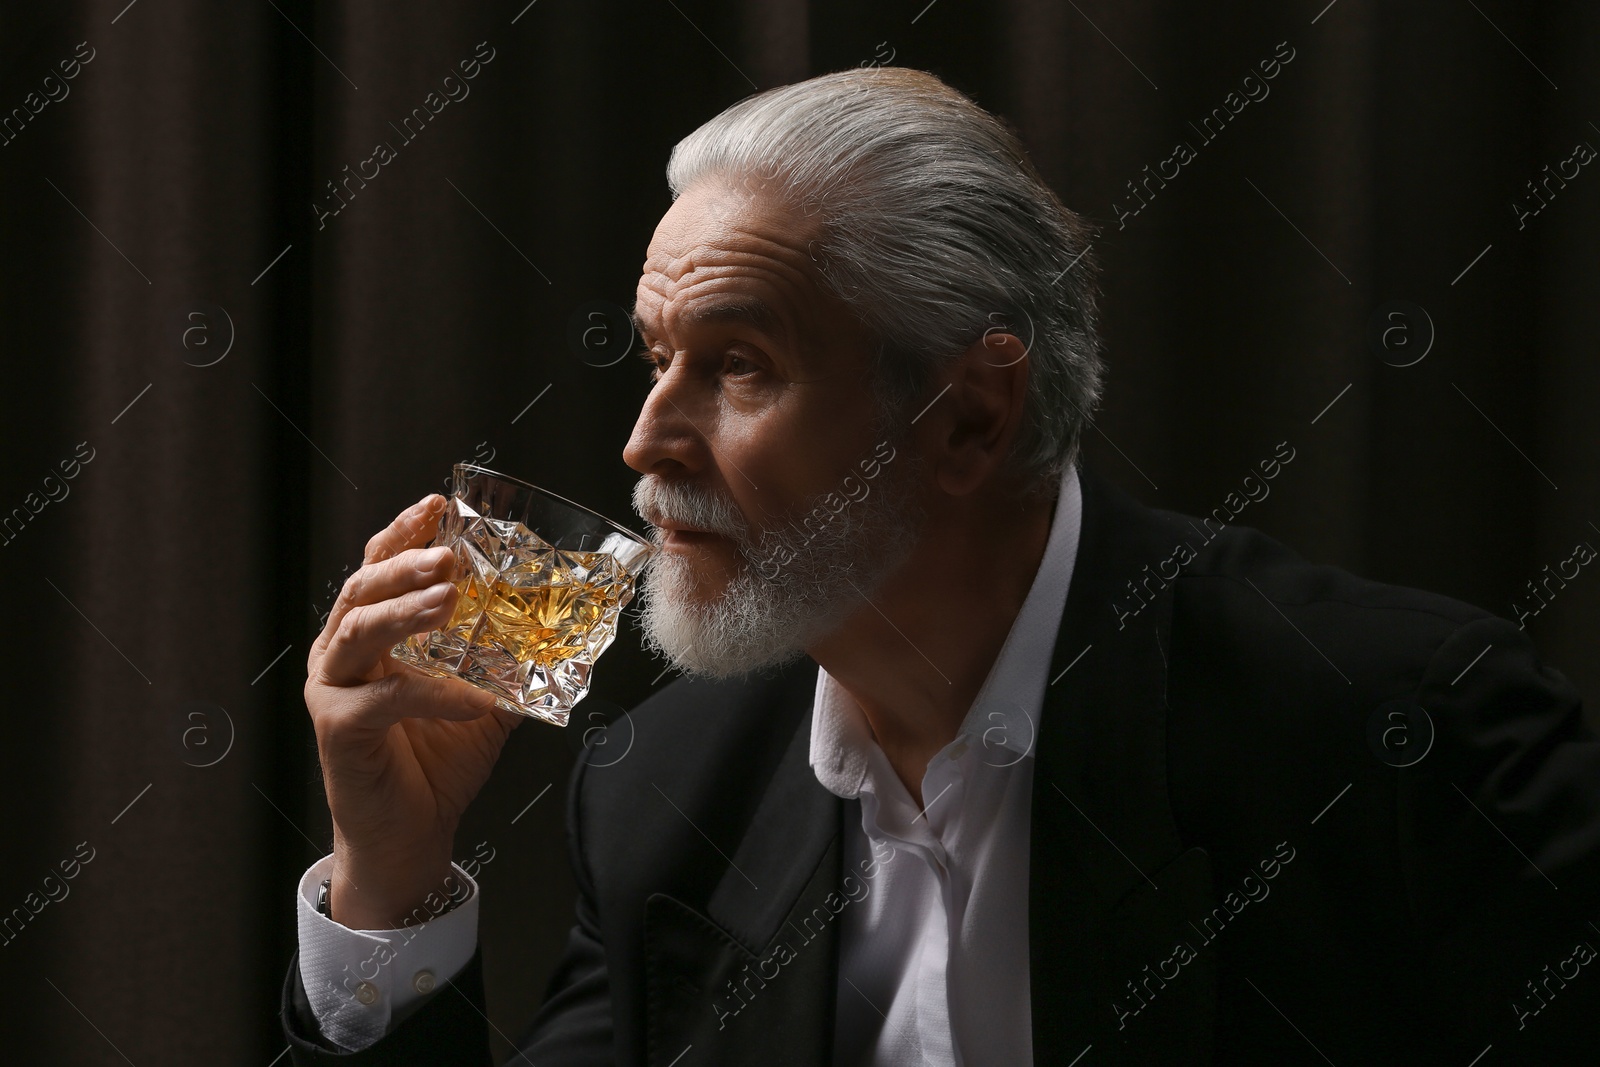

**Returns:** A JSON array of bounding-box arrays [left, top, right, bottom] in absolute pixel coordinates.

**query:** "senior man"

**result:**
[[280, 67, 1600, 1065]]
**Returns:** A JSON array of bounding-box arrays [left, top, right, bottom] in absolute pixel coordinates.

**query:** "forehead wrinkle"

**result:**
[[636, 261, 796, 320], [634, 247, 821, 356], [632, 295, 793, 349], [641, 232, 817, 289]]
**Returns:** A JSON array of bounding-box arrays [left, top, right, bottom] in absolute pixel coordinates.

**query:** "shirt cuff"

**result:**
[[295, 853, 480, 1052]]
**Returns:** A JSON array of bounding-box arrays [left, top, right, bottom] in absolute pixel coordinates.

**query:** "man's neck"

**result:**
[[807, 486, 1057, 808]]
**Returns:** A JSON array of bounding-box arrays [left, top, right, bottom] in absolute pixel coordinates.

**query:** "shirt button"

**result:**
[[354, 981, 380, 1006], [412, 969, 436, 994]]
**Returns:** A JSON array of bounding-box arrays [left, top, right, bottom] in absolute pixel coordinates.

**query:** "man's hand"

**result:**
[[305, 493, 523, 930]]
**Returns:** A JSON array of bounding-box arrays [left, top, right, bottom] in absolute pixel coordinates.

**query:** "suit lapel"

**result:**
[[643, 662, 843, 1067], [1030, 463, 1218, 1061]]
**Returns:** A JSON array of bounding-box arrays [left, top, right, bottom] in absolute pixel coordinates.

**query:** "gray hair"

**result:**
[[664, 66, 1105, 503]]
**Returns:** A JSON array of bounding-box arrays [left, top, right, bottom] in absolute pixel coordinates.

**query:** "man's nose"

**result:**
[[622, 363, 711, 478]]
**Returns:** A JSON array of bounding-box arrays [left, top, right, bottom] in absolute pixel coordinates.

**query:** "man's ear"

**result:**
[[923, 330, 1030, 497]]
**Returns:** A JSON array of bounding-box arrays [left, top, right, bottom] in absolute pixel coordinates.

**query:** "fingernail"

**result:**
[[420, 581, 451, 606]]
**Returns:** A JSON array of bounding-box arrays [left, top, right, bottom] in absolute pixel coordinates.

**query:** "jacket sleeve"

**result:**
[[279, 736, 616, 1064], [1397, 612, 1600, 1059]]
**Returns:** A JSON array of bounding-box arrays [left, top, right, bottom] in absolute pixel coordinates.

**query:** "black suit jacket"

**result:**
[[282, 463, 1600, 1064]]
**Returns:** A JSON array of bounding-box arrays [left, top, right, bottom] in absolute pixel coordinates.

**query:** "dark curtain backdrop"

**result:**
[[2, 0, 1595, 1061]]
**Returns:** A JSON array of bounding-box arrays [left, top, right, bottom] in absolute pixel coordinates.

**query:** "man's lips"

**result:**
[[659, 525, 726, 548]]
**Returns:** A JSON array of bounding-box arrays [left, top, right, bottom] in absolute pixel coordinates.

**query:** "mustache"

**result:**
[[633, 476, 750, 539]]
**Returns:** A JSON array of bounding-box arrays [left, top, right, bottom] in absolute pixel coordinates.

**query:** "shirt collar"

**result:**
[[809, 462, 1085, 798]]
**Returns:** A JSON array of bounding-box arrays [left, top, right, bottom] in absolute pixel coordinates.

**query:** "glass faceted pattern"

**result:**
[[391, 463, 655, 726]]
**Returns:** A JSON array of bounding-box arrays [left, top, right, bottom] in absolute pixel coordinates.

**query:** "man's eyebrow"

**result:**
[[630, 298, 793, 347]]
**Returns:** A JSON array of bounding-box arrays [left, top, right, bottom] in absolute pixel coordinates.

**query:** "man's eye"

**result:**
[[639, 350, 758, 380]]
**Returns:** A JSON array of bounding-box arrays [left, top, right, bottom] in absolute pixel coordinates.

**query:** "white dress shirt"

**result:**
[[812, 461, 1082, 1066], [296, 461, 1083, 1060], [295, 853, 481, 1051]]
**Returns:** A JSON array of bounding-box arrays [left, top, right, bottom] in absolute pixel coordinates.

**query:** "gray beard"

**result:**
[[630, 446, 928, 681]]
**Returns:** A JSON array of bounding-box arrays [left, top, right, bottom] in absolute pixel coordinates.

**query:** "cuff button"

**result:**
[[412, 969, 436, 994], [355, 980, 380, 1006]]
